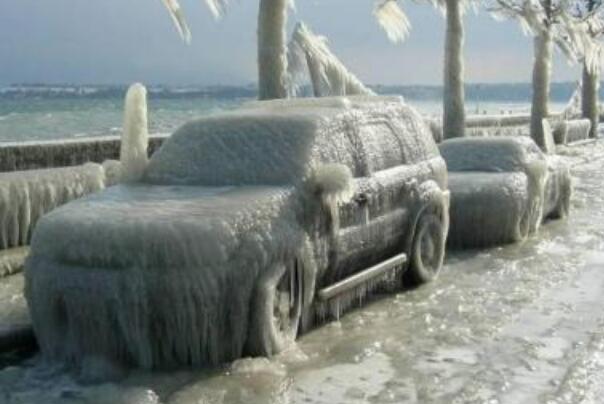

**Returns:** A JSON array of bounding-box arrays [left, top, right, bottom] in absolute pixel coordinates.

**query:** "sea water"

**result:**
[[0, 85, 569, 143]]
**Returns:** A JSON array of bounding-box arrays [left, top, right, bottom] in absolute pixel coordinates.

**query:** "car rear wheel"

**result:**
[[247, 262, 303, 357], [404, 212, 445, 286]]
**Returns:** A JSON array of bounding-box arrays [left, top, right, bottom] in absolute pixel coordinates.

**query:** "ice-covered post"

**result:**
[[443, 0, 467, 139], [257, 0, 289, 100], [120, 83, 149, 183], [531, 24, 553, 149]]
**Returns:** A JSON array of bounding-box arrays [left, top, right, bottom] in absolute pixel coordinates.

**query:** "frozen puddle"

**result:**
[[2, 142, 604, 403]]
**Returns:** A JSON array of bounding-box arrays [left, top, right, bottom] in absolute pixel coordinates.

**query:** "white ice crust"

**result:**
[[440, 136, 567, 247], [26, 97, 445, 370], [120, 84, 149, 183], [0, 163, 114, 251]]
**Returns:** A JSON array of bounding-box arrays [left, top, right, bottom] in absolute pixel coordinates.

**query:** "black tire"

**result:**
[[247, 262, 303, 357], [404, 212, 445, 286]]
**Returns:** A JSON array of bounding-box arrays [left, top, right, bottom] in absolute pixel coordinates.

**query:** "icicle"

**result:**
[[204, 0, 229, 19], [120, 84, 149, 183], [374, 0, 411, 43], [161, 0, 192, 43]]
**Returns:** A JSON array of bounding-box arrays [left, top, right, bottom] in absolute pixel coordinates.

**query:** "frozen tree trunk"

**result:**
[[530, 29, 553, 150], [581, 63, 599, 139], [257, 0, 289, 100], [443, 0, 466, 139]]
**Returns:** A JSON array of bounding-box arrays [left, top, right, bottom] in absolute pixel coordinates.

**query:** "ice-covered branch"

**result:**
[[161, 0, 192, 43], [374, 0, 411, 43], [287, 22, 375, 97]]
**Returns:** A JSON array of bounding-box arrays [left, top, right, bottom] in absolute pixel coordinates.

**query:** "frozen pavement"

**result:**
[[1, 140, 604, 404]]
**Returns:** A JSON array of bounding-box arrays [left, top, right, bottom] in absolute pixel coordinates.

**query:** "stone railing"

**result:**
[[0, 134, 167, 173]]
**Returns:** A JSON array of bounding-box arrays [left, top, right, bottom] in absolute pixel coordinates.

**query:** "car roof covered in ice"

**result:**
[[439, 136, 545, 173], [144, 97, 439, 186]]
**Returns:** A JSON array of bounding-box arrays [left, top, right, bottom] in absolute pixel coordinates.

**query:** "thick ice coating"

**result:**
[[26, 97, 449, 370], [441, 136, 570, 248], [447, 172, 530, 248], [0, 163, 114, 251]]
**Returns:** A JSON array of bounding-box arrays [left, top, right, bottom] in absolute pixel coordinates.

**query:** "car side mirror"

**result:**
[[309, 163, 354, 206]]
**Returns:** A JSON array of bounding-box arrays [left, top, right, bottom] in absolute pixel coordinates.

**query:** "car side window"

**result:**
[[356, 121, 407, 174]]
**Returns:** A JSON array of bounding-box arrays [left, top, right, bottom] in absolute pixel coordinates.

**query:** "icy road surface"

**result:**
[[1, 140, 604, 404]]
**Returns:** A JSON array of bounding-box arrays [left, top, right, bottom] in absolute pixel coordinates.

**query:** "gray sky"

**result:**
[[0, 0, 582, 86]]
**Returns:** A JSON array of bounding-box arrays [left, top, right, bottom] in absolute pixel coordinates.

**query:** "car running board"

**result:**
[[317, 253, 408, 301]]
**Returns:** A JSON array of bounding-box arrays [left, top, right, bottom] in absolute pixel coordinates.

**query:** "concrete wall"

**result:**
[[0, 135, 167, 173]]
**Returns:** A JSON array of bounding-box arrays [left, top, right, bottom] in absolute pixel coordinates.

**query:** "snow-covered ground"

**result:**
[[1, 140, 604, 404]]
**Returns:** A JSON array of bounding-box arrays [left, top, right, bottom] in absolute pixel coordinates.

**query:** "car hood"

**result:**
[[29, 184, 301, 272]]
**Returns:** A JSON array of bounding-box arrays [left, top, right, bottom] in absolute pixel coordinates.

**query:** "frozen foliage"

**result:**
[[440, 136, 571, 247], [204, 0, 229, 19], [26, 99, 448, 369], [0, 163, 113, 251], [489, 0, 599, 149], [374, 0, 411, 43], [160, 0, 191, 43], [287, 23, 375, 97], [120, 84, 149, 183]]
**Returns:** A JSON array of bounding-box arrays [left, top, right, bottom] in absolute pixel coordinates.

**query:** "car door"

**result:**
[[327, 119, 412, 283]]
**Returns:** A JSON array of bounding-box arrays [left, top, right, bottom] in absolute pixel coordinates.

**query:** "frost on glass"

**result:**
[[0, 163, 114, 251], [440, 136, 571, 248], [25, 98, 449, 370]]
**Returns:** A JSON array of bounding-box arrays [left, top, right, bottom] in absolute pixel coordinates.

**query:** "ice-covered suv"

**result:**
[[440, 136, 571, 248], [25, 97, 449, 369]]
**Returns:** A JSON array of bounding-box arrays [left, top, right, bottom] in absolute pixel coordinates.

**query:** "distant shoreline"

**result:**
[[0, 82, 592, 103]]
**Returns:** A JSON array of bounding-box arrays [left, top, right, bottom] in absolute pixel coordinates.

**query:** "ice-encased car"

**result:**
[[25, 97, 449, 369], [439, 136, 571, 248]]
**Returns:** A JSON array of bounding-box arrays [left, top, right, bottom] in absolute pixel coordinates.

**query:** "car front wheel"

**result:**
[[404, 212, 445, 286], [247, 262, 303, 357]]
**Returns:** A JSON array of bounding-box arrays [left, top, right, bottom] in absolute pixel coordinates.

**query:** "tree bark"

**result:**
[[582, 59, 600, 139], [257, 0, 288, 100], [443, 0, 466, 139], [530, 28, 553, 150]]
